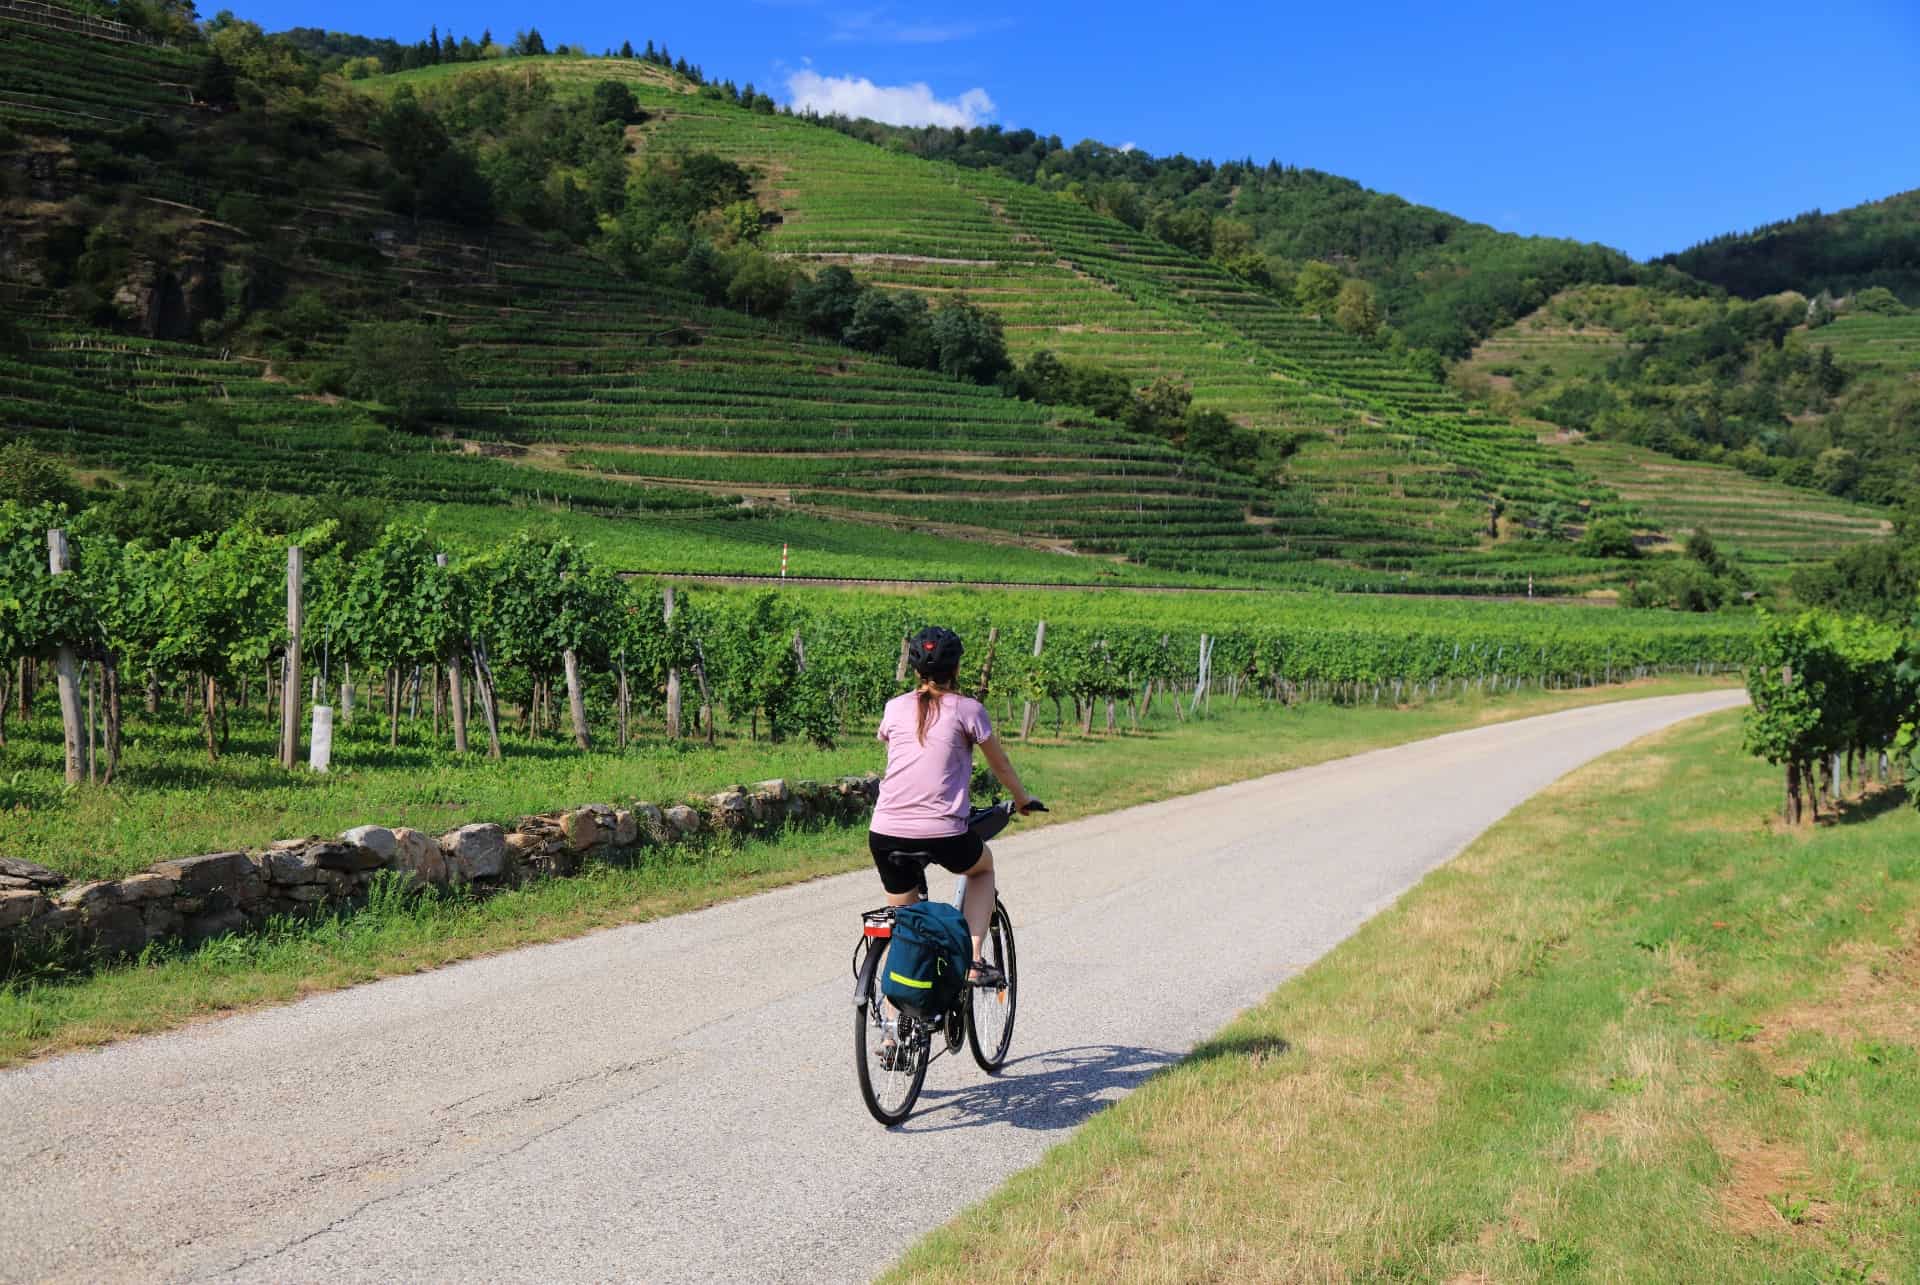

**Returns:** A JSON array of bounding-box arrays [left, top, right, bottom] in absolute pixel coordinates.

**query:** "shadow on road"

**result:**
[[903, 1043, 1180, 1134]]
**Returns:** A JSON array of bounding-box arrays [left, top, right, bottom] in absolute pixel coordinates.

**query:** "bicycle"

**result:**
[[851, 798, 1042, 1127]]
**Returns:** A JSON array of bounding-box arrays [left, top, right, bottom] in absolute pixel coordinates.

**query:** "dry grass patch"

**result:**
[[1715, 1130, 1825, 1239]]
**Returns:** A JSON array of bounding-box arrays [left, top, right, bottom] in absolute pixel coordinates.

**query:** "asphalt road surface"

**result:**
[[0, 690, 1745, 1284]]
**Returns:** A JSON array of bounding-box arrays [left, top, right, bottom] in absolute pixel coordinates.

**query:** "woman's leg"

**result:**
[[962, 845, 995, 963]]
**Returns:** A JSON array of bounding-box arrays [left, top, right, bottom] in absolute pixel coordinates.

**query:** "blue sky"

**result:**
[[233, 0, 1920, 260]]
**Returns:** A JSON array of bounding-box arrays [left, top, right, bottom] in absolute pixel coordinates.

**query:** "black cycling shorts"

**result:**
[[868, 829, 984, 896]]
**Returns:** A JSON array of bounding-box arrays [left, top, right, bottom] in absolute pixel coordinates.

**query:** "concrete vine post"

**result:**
[[664, 586, 682, 739], [691, 634, 716, 747], [469, 638, 504, 760], [438, 554, 468, 753], [279, 546, 303, 770], [617, 647, 630, 749], [45, 529, 86, 785], [1019, 619, 1046, 739], [562, 647, 590, 751]]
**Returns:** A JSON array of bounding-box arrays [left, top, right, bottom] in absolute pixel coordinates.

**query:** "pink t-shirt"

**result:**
[[869, 691, 995, 839]]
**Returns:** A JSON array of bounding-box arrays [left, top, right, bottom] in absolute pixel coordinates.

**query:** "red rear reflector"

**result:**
[[864, 924, 892, 938]]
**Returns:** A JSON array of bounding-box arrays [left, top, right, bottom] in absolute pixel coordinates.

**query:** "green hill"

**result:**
[[1453, 278, 1919, 519], [60, 10, 1920, 602], [794, 116, 1641, 360], [499, 66, 1621, 589], [0, 12, 1650, 594], [0, 20, 1280, 586]]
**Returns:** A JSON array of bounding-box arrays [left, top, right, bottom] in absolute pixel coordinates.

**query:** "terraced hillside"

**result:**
[[1557, 440, 1891, 580], [584, 82, 1620, 588], [1792, 309, 1920, 377], [1458, 283, 1907, 577], [0, 22, 1291, 585], [6, 26, 1633, 592]]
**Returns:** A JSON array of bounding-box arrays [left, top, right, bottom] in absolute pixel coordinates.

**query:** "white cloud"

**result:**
[[1118, 141, 1137, 154], [785, 70, 995, 127]]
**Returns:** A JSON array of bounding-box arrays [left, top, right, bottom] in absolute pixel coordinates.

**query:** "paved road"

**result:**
[[0, 690, 1745, 1284]]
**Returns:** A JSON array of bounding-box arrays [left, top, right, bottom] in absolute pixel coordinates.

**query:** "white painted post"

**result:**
[[309, 704, 333, 772], [439, 554, 468, 753], [664, 586, 682, 739], [46, 529, 86, 785], [280, 546, 303, 770], [1019, 619, 1046, 739]]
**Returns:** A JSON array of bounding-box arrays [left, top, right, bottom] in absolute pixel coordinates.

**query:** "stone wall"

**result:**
[[0, 774, 880, 968]]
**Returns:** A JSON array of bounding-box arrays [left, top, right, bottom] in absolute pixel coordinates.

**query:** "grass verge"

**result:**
[[886, 710, 1919, 1283], [0, 675, 1730, 1069]]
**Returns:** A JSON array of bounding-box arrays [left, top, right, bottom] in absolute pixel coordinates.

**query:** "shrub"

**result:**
[[1579, 516, 1642, 560], [589, 80, 642, 126], [0, 442, 80, 509], [342, 321, 460, 430]]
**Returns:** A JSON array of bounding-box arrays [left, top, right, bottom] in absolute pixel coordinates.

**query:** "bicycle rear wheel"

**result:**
[[855, 946, 931, 1126], [966, 899, 1017, 1073]]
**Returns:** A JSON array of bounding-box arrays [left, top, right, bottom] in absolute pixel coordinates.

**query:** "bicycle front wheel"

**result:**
[[966, 898, 1018, 1072], [855, 947, 930, 1126]]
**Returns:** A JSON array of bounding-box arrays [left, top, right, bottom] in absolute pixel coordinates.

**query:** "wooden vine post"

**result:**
[[279, 545, 303, 770], [46, 529, 86, 785], [438, 554, 469, 753]]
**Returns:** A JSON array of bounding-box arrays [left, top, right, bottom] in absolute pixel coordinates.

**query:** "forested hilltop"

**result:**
[[1664, 189, 1920, 304]]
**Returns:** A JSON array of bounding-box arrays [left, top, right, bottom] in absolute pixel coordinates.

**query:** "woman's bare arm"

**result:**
[[979, 736, 1034, 811]]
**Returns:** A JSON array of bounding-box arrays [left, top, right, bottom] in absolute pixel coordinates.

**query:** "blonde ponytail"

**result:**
[[913, 675, 957, 744]]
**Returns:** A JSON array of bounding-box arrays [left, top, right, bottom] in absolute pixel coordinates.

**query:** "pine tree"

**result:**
[[428, 26, 441, 62], [644, 38, 655, 61], [620, 39, 634, 57]]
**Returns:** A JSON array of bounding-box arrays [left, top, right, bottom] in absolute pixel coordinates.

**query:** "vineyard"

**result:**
[[1560, 440, 1892, 580], [1743, 610, 1919, 824], [596, 82, 1633, 589], [1, 500, 1756, 821], [1459, 282, 1916, 543], [0, 14, 1672, 597], [1788, 309, 1920, 379]]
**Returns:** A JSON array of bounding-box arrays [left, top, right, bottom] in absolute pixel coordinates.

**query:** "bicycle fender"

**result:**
[[853, 940, 881, 1009]]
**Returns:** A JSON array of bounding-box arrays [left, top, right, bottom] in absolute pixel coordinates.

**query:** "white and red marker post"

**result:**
[[780, 543, 789, 578]]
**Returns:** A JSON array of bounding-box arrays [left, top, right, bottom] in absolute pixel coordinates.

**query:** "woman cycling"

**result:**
[[869, 626, 1037, 981]]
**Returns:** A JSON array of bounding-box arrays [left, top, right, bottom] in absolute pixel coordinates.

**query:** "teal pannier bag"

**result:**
[[881, 901, 970, 1014]]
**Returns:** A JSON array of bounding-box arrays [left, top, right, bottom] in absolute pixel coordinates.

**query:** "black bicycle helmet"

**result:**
[[906, 626, 963, 679]]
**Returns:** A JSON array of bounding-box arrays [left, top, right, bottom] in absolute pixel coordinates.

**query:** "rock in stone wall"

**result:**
[[0, 774, 881, 970]]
